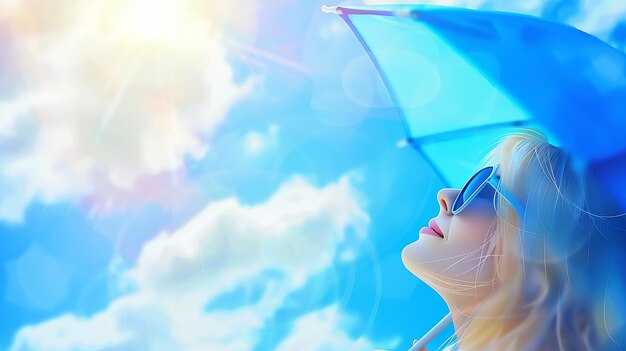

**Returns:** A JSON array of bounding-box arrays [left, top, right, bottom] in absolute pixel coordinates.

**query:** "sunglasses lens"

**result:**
[[453, 167, 494, 213]]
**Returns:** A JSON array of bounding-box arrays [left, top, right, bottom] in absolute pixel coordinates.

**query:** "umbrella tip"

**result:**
[[321, 5, 341, 14]]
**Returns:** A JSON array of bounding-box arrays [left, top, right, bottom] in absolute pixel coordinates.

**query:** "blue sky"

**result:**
[[2, 0, 626, 350]]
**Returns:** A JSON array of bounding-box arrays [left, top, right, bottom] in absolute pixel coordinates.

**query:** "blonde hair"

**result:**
[[445, 129, 626, 351]]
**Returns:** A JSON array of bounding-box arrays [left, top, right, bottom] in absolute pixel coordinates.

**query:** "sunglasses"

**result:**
[[451, 165, 524, 215]]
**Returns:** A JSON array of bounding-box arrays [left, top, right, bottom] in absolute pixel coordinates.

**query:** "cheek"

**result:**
[[448, 215, 495, 251], [447, 200, 496, 251], [444, 215, 497, 279]]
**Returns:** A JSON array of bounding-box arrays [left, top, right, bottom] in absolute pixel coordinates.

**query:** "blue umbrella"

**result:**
[[322, 4, 626, 211]]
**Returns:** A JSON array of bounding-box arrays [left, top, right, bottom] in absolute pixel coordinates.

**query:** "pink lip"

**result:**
[[427, 218, 444, 238], [419, 226, 442, 237]]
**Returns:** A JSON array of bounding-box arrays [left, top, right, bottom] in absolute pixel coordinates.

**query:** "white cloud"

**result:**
[[0, 0, 255, 223], [9, 173, 379, 351], [275, 304, 399, 351]]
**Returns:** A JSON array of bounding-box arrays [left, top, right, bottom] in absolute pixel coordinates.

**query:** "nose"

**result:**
[[437, 188, 459, 215]]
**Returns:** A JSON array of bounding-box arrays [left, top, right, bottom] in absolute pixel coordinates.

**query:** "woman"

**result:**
[[402, 130, 626, 350]]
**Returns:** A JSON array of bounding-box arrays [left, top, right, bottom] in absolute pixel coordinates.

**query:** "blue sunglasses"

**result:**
[[451, 165, 525, 216]]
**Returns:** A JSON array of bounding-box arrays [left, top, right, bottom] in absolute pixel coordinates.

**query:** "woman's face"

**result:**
[[402, 188, 498, 291]]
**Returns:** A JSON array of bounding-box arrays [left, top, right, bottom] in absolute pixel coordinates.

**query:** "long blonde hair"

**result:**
[[446, 129, 626, 351]]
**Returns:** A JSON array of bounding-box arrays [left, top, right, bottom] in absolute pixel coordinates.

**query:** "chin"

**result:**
[[401, 242, 425, 278], [401, 241, 448, 287]]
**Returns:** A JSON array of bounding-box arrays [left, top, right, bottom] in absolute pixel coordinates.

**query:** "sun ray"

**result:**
[[218, 34, 310, 74]]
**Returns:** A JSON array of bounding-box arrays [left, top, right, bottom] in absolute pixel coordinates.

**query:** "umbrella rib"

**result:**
[[340, 14, 415, 143], [406, 120, 530, 145], [408, 120, 530, 187], [332, 6, 398, 17], [337, 10, 455, 188]]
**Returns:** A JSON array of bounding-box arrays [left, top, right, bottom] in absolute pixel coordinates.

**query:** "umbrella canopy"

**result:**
[[323, 4, 626, 210]]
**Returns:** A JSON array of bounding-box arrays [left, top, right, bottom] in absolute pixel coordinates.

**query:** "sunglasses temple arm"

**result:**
[[488, 177, 525, 218]]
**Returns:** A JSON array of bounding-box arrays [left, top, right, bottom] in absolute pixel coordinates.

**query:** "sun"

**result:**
[[127, 0, 178, 40], [101, 0, 213, 46]]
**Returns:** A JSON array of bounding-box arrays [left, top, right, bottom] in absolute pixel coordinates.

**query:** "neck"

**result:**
[[438, 289, 495, 351]]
